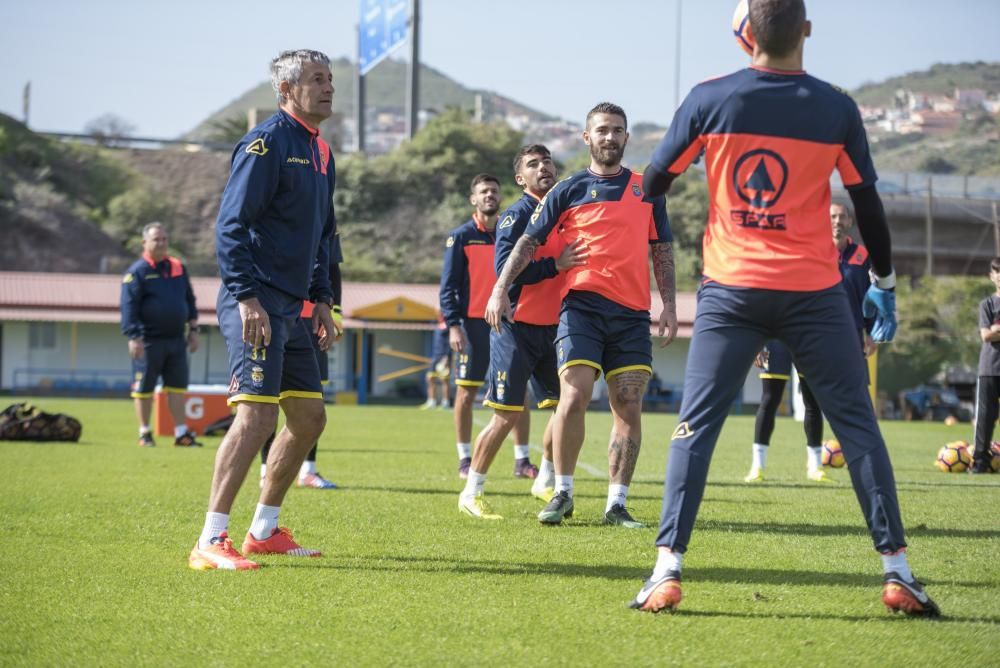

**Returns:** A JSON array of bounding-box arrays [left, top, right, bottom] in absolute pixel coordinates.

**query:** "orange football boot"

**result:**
[[188, 531, 259, 571], [242, 527, 321, 557]]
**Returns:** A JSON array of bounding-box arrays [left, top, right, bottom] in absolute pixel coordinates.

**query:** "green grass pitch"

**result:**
[[0, 398, 997, 666]]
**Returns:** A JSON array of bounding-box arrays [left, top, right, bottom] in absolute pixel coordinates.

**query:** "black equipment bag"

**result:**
[[0, 403, 82, 442]]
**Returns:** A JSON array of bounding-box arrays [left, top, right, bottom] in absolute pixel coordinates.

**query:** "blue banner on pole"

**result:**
[[359, 0, 409, 76]]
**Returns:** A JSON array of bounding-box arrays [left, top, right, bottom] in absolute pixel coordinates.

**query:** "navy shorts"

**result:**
[[131, 336, 188, 398], [455, 318, 491, 387], [760, 339, 793, 379], [483, 320, 559, 411], [555, 295, 652, 380], [218, 285, 323, 406]]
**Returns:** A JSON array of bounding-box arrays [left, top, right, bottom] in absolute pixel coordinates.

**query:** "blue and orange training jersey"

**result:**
[[120, 253, 197, 339], [496, 192, 565, 326], [649, 66, 877, 292], [839, 237, 873, 334], [439, 213, 496, 325], [215, 109, 335, 304], [525, 168, 671, 313]]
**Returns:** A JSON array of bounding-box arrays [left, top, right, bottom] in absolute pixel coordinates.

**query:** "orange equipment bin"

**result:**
[[154, 384, 232, 437]]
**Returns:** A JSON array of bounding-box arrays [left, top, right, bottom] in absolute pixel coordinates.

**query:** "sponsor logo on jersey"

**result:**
[[245, 138, 269, 156], [632, 184, 642, 196], [122, 274, 134, 284], [499, 215, 515, 229], [731, 148, 789, 230], [286, 156, 310, 165], [446, 236, 455, 248]]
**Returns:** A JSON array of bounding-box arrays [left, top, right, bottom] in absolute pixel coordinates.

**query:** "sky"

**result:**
[[1, 0, 999, 138]]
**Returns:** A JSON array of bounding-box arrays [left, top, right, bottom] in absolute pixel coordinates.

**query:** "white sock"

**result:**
[[555, 475, 574, 496], [606, 484, 628, 512], [462, 470, 487, 497], [300, 459, 317, 477], [249, 503, 281, 540], [198, 512, 229, 548], [881, 549, 912, 580], [537, 458, 555, 486], [174, 425, 189, 438], [457, 442, 472, 460], [652, 548, 683, 579], [260, 463, 267, 479], [807, 445, 823, 471], [139, 426, 151, 437], [513, 444, 531, 460], [751, 443, 768, 471]]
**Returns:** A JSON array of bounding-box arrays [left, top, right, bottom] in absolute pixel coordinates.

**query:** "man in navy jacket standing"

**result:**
[[120, 222, 200, 448], [189, 49, 340, 571]]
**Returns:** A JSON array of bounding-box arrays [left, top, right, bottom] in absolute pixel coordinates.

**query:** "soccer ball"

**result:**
[[935, 441, 972, 473], [732, 0, 755, 56], [821, 439, 845, 468]]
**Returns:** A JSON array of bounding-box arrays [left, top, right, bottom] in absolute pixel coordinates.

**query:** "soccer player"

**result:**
[[421, 317, 452, 409], [440, 175, 536, 480], [458, 144, 587, 519], [745, 202, 874, 483], [120, 222, 201, 447], [188, 49, 340, 571], [486, 103, 678, 528], [259, 233, 345, 489], [630, 0, 939, 616], [970, 256, 1000, 474]]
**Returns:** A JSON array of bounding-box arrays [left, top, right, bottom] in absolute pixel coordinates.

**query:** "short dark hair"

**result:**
[[749, 0, 806, 58], [830, 201, 853, 218], [513, 144, 551, 175], [586, 102, 627, 130], [470, 173, 500, 193], [991, 257, 1000, 273]]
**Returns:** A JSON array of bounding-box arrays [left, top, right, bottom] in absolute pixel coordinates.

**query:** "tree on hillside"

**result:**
[[84, 113, 136, 147], [878, 275, 985, 397]]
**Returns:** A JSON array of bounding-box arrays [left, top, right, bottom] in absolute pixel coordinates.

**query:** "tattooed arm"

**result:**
[[652, 241, 678, 347], [484, 235, 540, 333]]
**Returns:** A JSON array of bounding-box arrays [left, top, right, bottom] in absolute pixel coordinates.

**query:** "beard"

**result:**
[[590, 142, 624, 167], [479, 202, 499, 216]]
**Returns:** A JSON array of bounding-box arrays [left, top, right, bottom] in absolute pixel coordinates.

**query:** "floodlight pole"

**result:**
[[355, 24, 366, 154], [674, 0, 682, 111], [405, 0, 420, 139]]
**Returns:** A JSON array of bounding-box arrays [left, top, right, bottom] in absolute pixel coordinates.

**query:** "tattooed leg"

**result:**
[[607, 369, 650, 485]]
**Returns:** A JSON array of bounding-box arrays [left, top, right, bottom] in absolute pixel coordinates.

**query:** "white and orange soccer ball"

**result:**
[[935, 441, 972, 473], [821, 439, 845, 468], [732, 0, 756, 56]]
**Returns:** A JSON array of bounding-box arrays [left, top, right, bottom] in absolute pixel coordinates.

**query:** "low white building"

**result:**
[[0, 271, 765, 410]]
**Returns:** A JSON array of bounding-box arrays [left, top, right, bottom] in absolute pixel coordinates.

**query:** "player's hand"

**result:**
[[863, 333, 877, 358], [484, 290, 513, 334], [555, 238, 588, 272], [187, 330, 199, 353], [753, 350, 768, 369], [128, 337, 144, 360], [448, 324, 468, 353], [862, 286, 896, 343], [239, 297, 271, 348], [657, 304, 678, 348], [313, 303, 338, 351]]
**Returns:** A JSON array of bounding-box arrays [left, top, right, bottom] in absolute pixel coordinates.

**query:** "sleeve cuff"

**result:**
[[869, 268, 896, 290]]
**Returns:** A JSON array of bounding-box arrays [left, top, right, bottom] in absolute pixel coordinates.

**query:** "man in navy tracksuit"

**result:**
[[120, 222, 200, 448], [189, 49, 340, 571]]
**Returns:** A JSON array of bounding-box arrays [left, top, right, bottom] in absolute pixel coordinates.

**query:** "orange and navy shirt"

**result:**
[[120, 253, 197, 339], [525, 168, 671, 313], [649, 66, 877, 292], [439, 213, 496, 325], [838, 237, 873, 334], [496, 192, 566, 326]]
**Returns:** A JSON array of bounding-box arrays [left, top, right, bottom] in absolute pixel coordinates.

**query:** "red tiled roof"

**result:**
[[0, 271, 696, 336]]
